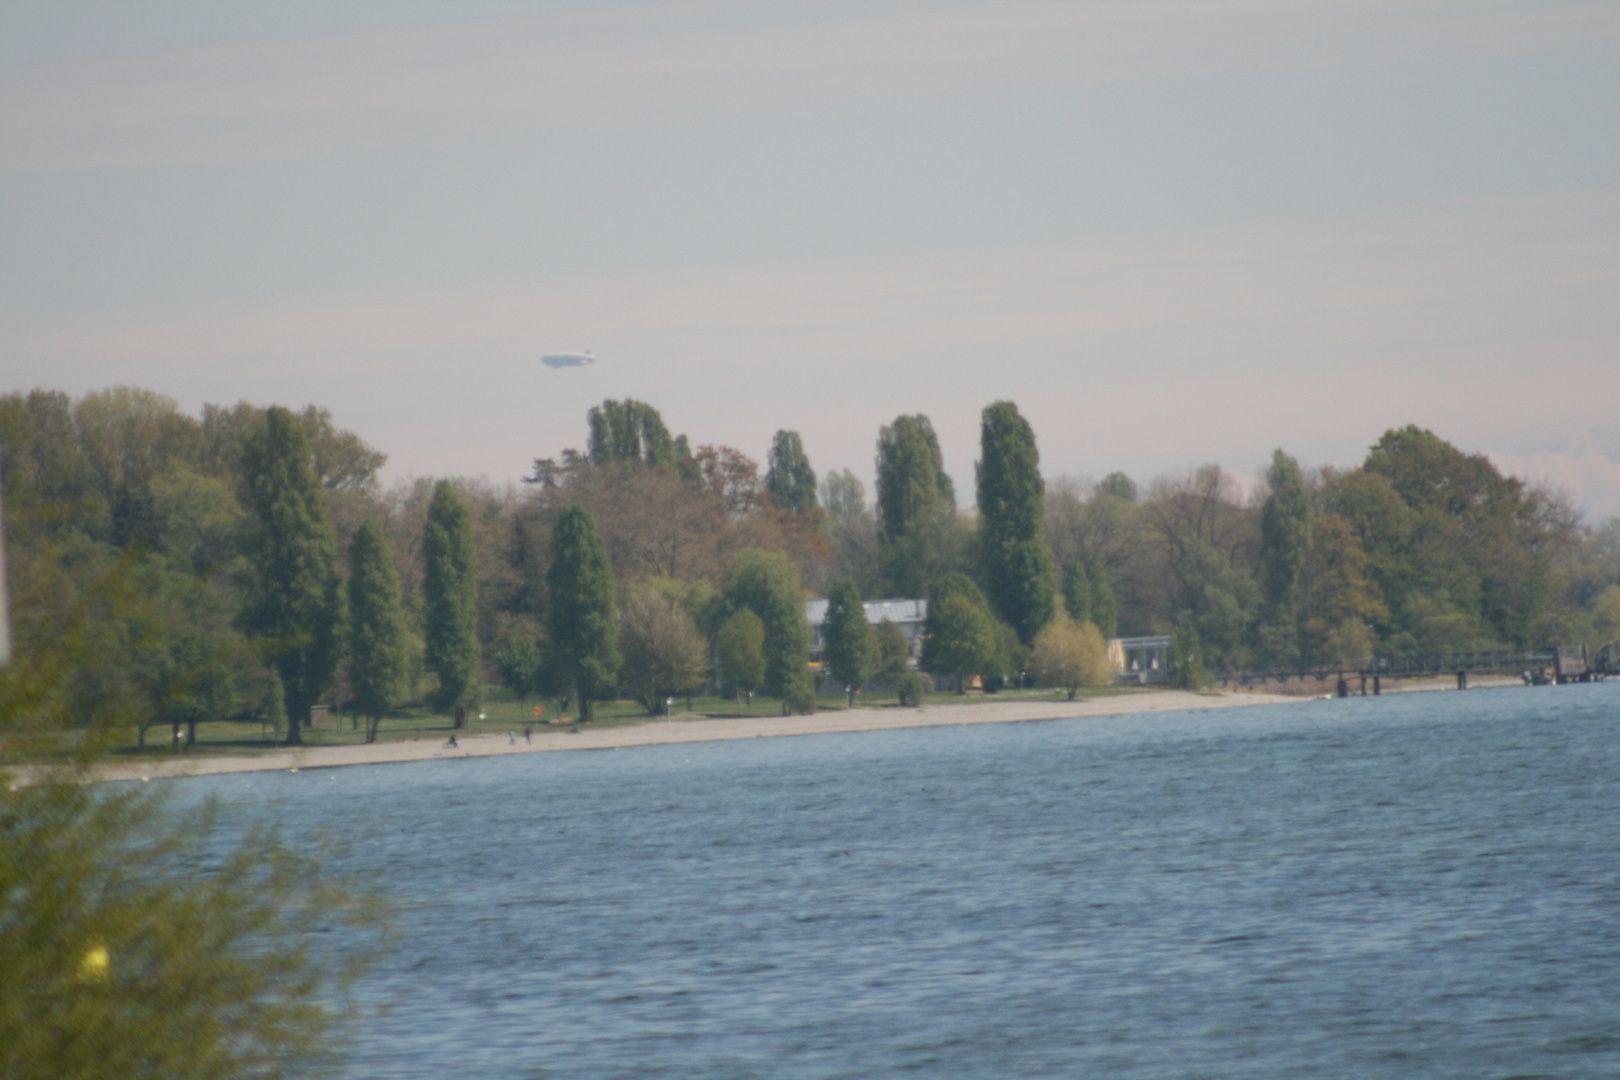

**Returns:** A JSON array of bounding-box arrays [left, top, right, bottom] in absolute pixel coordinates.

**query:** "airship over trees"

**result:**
[[542, 351, 596, 368]]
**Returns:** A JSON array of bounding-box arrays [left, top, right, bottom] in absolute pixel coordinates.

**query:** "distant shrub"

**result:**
[[782, 669, 818, 715], [894, 670, 933, 706]]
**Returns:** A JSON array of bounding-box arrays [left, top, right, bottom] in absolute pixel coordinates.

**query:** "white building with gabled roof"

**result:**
[[804, 598, 927, 661]]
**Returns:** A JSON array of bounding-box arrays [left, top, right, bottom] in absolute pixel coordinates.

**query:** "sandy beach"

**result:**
[[93, 690, 1305, 783]]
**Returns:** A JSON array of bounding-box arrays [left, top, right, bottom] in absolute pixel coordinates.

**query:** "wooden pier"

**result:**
[[1216, 643, 1614, 696]]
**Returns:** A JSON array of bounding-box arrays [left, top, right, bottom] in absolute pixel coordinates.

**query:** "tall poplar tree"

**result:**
[[241, 406, 343, 746], [875, 414, 953, 542], [976, 401, 1055, 645], [820, 469, 865, 520], [587, 399, 678, 468], [347, 519, 408, 743], [875, 414, 958, 596], [548, 504, 620, 722], [765, 430, 818, 514], [1259, 449, 1312, 664], [422, 480, 480, 724], [823, 579, 876, 707]]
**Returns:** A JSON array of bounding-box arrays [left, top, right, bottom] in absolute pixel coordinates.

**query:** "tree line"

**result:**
[[4, 387, 1619, 736]]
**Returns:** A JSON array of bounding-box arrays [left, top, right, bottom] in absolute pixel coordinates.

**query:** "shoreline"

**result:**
[[94, 690, 1305, 783]]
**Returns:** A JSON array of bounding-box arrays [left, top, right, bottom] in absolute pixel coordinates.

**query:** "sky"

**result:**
[[3, 0, 1618, 516]]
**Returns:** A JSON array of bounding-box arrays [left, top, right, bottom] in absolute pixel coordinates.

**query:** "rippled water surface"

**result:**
[[184, 684, 1620, 1078]]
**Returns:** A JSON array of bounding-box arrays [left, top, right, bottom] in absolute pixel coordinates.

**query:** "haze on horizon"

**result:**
[[3, 1, 1617, 516]]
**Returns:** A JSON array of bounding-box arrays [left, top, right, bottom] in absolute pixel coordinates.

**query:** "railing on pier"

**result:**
[[1216, 643, 1614, 692]]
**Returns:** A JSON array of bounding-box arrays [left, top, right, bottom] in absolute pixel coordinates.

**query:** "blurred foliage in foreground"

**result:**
[[0, 551, 388, 1080], [0, 782, 385, 1080]]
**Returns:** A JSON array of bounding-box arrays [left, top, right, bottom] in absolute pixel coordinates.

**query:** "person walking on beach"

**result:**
[[524, 726, 532, 743], [509, 730, 516, 745], [445, 734, 458, 748]]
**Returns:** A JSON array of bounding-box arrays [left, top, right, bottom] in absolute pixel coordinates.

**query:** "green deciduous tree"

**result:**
[[0, 536, 228, 755], [72, 387, 206, 550], [920, 573, 1001, 690], [493, 638, 546, 700], [135, 565, 247, 749], [1030, 616, 1113, 699], [240, 407, 343, 746], [723, 549, 810, 712], [547, 505, 620, 722], [715, 608, 765, 704], [0, 390, 111, 542], [618, 584, 709, 714], [197, 401, 385, 498], [1298, 513, 1386, 663], [820, 469, 865, 520], [1592, 584, 1620, 644], [765, 430, 818, 514], [1062, 562, 1091, 624], [1168, 615, 1207, 689], [976, 401, 1056, 645], [1089, 562, 1118, 638], [1321, 426, 1572, 652], [147, 466, 244, 573], [823, 579, 876, 706], [874, 618, 911, 676], [347, 520, 408, 743], [296, 405, 388, 492], [1174, 538, 1259, 671], [1098, 471, 1138, 502], [422, 481, 480, 724]]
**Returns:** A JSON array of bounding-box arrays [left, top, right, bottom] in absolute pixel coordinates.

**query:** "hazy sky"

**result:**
[[4, 1, 1618, 515]]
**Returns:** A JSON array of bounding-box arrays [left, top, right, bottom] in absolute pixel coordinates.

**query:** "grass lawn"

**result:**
[[106, 683, 1144, 760]]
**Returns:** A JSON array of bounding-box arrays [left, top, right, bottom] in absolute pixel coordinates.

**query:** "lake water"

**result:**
[[181, 683, 1620, 1078]]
